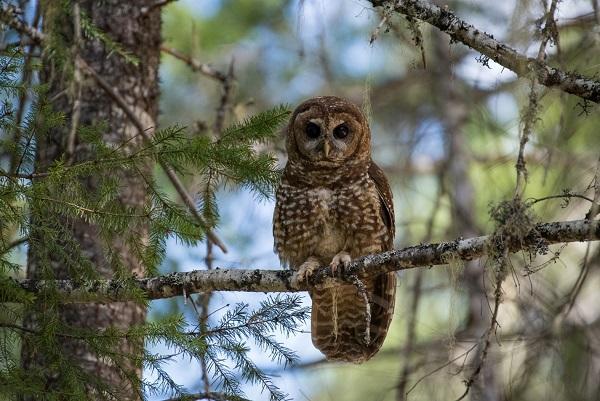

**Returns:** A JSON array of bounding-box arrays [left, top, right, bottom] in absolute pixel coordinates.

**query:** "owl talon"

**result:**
[[330, 251, 351, 277], [294, 257, 321, 285]]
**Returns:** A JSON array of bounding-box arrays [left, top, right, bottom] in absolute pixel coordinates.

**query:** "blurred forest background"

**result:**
[[2, 0, 600, 400]]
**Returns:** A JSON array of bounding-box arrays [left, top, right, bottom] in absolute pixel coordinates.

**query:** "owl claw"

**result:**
[[330, 251, 351, 276], [294, 257, 321, 285]]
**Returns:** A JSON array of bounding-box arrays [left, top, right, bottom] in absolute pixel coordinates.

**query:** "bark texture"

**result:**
[[17, 220, 600, 301], [370, 0, 600, 103], [21, 2, 160, 399]]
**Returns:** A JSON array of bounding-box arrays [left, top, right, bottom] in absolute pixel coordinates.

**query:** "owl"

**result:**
[[273, 96, 396, 363]]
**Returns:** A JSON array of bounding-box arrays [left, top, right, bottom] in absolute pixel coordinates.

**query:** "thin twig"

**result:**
[[529, 193, 596, 206], [198, 57, 236, 390], [565, 244, 597, 315], [67, 3, 83, 164], [349, 274, 371, 345], [455, 251, 507, 401], [370, 2, 396, 44], [515, 0, 557, 197], [396, 168, 445, 400], [585, 156, 600, 220], [536, 0, 560, 62], [213, 58, 235, 134], [140, 0, 179, 16], [565, 174, 600, 312], [185, 289, 214, 394], [0, 236, 28, 255], [161, 45, 228, 82], [197, 239, 214, 393], [406, 342, 479, 396], [514, 79, 539, 198]]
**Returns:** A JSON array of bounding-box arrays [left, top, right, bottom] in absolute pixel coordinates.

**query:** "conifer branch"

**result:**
[[369, 0, 600, 103], [16, 219, 600, 302], [77, 57, 228, 253], [160, 393, 249, 401], [0, 22, 230, 252]]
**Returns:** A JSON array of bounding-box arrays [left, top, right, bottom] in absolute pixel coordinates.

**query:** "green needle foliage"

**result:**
[[0, 41, 301, 400]]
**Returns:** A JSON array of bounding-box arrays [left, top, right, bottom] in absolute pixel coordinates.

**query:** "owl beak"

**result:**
[[323, 140, 330, 158]]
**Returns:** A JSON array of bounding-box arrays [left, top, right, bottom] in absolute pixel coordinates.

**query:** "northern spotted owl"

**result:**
[[273, 96, 396, 362]]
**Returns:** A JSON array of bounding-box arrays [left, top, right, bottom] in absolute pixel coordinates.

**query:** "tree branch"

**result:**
[[16, 219, 600, 302], [77, 57, 228, 253], [161, 45, 228, 82], [0, 7, 230, 253], [140, 0, 179, 17], [0, 3, 45, 44], [370, 0, 600, 103]]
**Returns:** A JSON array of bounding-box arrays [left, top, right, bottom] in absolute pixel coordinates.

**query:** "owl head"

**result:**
[[286, 96, 371, 166]]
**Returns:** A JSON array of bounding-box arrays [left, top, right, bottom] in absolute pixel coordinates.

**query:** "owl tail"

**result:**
[[310, 272, 396, 363]]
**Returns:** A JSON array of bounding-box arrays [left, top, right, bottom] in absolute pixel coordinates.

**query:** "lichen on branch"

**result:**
[[14, 219, 600, 303], [369, 0, 600, 103]]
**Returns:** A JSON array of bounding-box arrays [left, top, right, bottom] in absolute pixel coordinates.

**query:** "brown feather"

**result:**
[[368, 160, 395, 244]]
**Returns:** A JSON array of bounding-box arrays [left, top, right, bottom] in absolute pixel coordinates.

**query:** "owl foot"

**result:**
[[330, 251, 351, 276], [293, 257, 321, 285]]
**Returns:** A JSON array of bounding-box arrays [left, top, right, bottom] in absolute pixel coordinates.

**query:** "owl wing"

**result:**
[[361, 160, 396, 358], [368, 160, 395, 246]]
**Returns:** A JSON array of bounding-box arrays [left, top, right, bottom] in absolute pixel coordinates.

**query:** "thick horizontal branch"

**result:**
[[370, 0, 600, 103], [16, 220, 600, 302]]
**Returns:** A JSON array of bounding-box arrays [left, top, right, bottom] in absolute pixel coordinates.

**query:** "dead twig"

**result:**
[[67, 3, 83, 164], [349, 274, 372, 344], [455, 251, 507, 401], [140, 0, 179, 16], [161, 45, 228, 82]]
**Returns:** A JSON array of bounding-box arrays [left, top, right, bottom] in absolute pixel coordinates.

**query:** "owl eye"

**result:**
[[333, 123, 349, 139], [305, 122, 321, 139]]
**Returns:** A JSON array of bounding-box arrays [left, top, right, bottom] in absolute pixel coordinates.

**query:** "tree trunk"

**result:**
[[21, 2, 161, 399]]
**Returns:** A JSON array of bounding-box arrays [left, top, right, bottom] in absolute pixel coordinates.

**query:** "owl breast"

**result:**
[[273, 173, 385, 269], [310, 188, 346, 262]]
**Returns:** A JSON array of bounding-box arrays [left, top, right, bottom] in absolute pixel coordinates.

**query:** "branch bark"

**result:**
[[370, 0, 600, 103], [17, 219, 600, 302], [0, 3, 45, 44]]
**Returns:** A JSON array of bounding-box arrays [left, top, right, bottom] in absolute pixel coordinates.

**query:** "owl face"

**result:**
[[287, 96, 370, 165]]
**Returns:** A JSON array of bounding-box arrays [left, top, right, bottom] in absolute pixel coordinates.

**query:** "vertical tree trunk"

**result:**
[[22, 2, 160, 399]]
